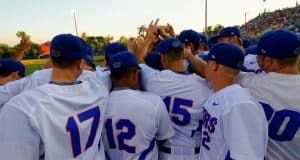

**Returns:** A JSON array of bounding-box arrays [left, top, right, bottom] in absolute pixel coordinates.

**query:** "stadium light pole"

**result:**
[[72, 8, 79, 36], [205, 0, 208, 36]]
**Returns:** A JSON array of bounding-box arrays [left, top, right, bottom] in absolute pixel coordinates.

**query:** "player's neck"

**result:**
[[112, 80, 137, 90], [0, 77, 9, 85], [51, 67, 79, 83], [271, 66, 299, 75], [166, 60, 186, 72], [211, 77, 235, 93]]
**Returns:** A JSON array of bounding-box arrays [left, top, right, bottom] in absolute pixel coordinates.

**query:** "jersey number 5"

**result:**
[[66, 107, 101, 158], [163, 96, 193, 126], [260, 102, 300, 141]]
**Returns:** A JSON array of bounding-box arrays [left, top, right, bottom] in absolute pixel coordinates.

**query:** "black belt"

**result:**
[[158, 145, 200, 154]]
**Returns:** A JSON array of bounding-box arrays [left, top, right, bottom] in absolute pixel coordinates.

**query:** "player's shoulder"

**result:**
[[235, 71, 266, 87], [214, 84, 255, 105], [4, 83, 50, 114], [132, 90, 163, 107]]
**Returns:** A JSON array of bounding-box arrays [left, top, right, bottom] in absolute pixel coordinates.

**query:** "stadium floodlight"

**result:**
[[72, 8, 79, 36], [205, 0, 208, 36]]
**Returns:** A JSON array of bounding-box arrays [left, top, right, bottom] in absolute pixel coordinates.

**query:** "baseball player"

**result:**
[[136, 36, 211, 159], [0, 42, 111, 111], [102, 51, 174, 160], [0, 34, 109, 160], [95, 42, 128, 72], [83, 44, 97, 71], [217, 26, 243, 48], [243, 45, 262, 73], [0, 58, 25, 85], [235, 30, 300, 160], [196, 43, 268, 160], [186, 29, 300, 160], [178, 29, 202, 70]]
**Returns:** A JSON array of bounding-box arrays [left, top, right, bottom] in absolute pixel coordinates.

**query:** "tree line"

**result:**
[[0, 24, 227, 59]]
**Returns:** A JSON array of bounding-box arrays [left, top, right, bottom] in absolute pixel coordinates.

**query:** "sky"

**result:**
[[0, 0, 298, 45]]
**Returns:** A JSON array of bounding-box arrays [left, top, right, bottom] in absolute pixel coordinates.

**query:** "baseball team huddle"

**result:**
[[0, 20, 299, 160]]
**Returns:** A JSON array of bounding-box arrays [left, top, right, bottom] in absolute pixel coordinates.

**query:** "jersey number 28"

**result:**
[[163, 96, 193, 126]]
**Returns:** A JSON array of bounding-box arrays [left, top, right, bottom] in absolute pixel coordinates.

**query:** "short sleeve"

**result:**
[[235, 72, 256, 87], [155, 98, 175, 141], [223, 103, 267, 160], [139, 64, 161, 90], [0, 75, 31, 109], [93, 70, 112, 91], [0, 105, 41, 160]]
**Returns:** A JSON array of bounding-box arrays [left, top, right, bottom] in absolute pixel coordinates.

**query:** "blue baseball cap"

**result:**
[[109, 51, 140, 73], [245, 45, 257, 55], [157, 38, 183, 54], [178, 29, 201, 46], [0, 59, 25, 76], [254, 30, 300, 58], [50, 34, 87, 60], [103, 42, 128, 61], [199, 33, 208, 45], [86, 44, 96, 56], [242, 39, 253, 49], [85, 44, 96, 69], [208, 35, 219, 49], [207, 43, 244, 69], [145, 51, 163, 70], [218, 26, 241, 38]]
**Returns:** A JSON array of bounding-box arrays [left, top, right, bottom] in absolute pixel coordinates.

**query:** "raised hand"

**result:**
[[11, 35, 32, 61], [19, 37, 32, 53], [145, 19, 159, 43], [166, 23, 176, 38]]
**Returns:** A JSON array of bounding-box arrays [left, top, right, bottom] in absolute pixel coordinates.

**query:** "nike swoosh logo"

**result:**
[[213, 102, 219, 106]]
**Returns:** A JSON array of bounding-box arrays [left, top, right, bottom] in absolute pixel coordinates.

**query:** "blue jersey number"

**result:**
[[163, 96, 193, 126], [66, 107, 101, 158], [260, 102, 300, 141], [105, 119, 136, 153]]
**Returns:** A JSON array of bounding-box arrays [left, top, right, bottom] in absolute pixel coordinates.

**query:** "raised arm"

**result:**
[[136, 19, 160, 63], [185, 48, 207, 77]]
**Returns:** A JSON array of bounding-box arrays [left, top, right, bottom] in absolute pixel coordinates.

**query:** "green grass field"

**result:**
[[23, 56, 104, 75], [23, 56, 300, 75]]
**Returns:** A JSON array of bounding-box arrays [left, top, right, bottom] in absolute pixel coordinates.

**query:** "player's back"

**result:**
[[237, 72, 300, 160], [141, 64, 211, 148], [200, 84, 267, 160], [4, 80, 108, 160], [102, 89, 174, 160], [0, 68, 95, 108]]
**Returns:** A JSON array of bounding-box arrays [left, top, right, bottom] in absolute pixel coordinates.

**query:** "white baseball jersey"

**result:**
[[236, 72, 300, 160], [243, 54, 262, 73], [140, 64, 211, 159], [0, 68, 111, 110], [0, 80, 109, 160], [102, 89, 175, 160], [200, 84, 268, 160], [96, 66, 109, 73]]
